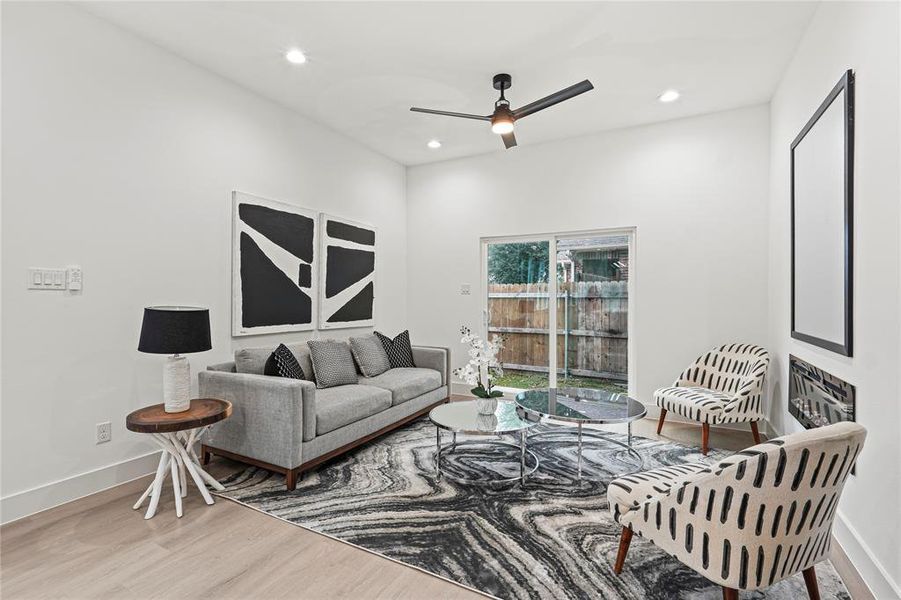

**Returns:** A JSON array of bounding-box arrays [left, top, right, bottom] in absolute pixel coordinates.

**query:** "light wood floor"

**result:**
[[1, 409, 872, 600]]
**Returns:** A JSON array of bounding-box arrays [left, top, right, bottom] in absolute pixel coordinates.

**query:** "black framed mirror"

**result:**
[[791, 70, 854, 356]]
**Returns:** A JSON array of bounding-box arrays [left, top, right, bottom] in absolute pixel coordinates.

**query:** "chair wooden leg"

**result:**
[[750, 421, 762, 445], [613, 526, 633, 574], [701, 423, 710, 455], [721, 587, 739, 600], [200, 445, 211, 466], [802, 565, 820, 600], [286, 469, 297, 491], [656, 409, 667, 435]]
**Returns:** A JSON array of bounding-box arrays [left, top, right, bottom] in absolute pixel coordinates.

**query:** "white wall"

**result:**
[[406, 105, 771, 410], [0, 3, 407, 522], [766, 2, 901, 597]]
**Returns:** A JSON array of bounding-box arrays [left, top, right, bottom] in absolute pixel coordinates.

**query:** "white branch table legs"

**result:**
[[132, 427, 225, 519]]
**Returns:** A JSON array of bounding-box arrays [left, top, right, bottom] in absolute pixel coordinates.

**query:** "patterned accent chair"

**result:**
[[655, 344, 769, 455], [608, 422, 866, 599]]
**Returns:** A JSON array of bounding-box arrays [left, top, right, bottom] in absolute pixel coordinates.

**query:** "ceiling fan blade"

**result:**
[[410, 107, 491, 121], [511, 80, 594, 120], [501, 131, 517, 149]]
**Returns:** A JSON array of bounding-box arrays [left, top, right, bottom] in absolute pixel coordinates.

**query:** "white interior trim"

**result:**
[[832, 510, 901, 599], [0, 451, 161, 525]]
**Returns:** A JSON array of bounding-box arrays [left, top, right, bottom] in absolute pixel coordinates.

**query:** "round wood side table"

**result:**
[[126, 398, 232, 520]]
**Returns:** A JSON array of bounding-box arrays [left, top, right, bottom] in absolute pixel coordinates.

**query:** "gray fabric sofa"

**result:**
[[198, 342, 450, 490]]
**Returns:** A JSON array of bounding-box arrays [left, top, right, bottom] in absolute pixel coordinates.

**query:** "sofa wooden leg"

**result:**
[[750, 421, 762, 445], [286, 469, 297, 492], [613, 526, 633, 575], [701, 423, 710, 455], [802, 565, 820, 600], [721, 587, 739, 600], [200, 445, 211, 466], [656, 409, 667, 435]]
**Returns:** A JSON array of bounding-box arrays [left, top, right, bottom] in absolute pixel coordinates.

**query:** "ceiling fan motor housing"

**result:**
[[493, 73, 512, 91]]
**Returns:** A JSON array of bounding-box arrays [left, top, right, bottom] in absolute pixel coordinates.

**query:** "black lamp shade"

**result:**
[[138, 306, 211, 354]]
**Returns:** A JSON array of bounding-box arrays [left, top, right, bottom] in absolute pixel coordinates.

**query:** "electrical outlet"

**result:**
[[96, 422, 111, 444]]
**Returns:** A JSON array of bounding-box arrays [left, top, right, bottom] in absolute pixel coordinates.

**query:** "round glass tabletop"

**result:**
[[429, 400, 539, 435], [515, 387, 647, 425]]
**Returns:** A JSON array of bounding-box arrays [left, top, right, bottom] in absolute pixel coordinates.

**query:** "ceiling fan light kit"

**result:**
[[411, 73, 594, 150]]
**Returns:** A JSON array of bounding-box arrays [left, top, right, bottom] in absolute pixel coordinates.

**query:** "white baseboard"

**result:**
[[0, 451, 161, 525], [833, 510, 901, 599]]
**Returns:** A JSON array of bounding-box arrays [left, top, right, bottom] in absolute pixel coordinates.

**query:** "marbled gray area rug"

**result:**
[[217, 419, 850, 600]]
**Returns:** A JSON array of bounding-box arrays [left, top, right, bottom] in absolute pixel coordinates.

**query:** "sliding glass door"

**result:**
[[555, 233, 630, 393], [484, 239, 553, 390], [482, 230, 632, 393]]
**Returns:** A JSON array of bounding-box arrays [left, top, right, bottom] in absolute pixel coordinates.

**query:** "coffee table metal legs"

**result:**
[[434, 427, 538, 487], [527, 421, 644, 481], [577, 423, 584, 480], [435, 427, 442, 480], [520, 430, 526, 486]]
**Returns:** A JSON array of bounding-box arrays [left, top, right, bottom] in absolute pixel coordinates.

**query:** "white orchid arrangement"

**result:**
[[453, 326, 505, 399]]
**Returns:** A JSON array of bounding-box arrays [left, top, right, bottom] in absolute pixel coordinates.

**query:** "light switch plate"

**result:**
[[28, 268, 68, 290]]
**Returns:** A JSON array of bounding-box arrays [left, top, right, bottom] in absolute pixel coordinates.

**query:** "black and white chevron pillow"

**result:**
[[264, 343, 307, 380], [375, 330, 416, 368]]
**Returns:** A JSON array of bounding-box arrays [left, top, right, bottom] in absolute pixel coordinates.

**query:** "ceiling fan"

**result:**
[[410, 73, 594, 149]]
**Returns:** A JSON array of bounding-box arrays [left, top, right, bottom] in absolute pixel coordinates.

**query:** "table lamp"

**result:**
[[138, 306, 211, 413]]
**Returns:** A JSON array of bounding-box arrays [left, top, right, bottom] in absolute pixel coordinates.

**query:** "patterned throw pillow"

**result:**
[[264, 343, 307, 380], [307, 340, 359, 389], [374, 330, 416, 368], [349, 334, 391, 377]]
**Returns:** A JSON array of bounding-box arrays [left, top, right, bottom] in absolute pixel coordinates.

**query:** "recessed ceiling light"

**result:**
[[427, 139, 442, 149], [658, 89, 680, 103], [285, 48, 307, 65]]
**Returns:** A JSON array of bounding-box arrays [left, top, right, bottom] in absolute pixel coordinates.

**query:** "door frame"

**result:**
[[480, 226, 636, 397]]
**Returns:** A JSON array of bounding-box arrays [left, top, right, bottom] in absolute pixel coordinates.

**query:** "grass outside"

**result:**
[[494, 370, 627, 393]]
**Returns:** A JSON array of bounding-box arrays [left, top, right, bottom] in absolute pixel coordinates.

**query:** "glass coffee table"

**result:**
[[515, 387, 647, 480], [429, 400, 540, 486]]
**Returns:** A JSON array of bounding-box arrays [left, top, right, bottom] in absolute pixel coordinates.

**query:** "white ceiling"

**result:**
[[79, 1, 818, 166]]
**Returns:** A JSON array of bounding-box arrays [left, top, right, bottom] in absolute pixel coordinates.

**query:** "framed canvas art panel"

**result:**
[[232, 191, 318, 336], [319, 214, 376, 329]]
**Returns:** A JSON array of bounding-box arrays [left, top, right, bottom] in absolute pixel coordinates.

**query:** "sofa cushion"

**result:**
[[315, 385, 391, 435], [235, 343, 314, 381], [361, 367, 442, 406], [349, 334, 391, 377], [264, 343, 308, 380], [308, 340, 359, 389], [375, 330, 416, 368]]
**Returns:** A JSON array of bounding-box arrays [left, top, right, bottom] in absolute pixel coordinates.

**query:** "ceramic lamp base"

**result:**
[[163, 355, 191, 413], [476, 398, 498, 415]]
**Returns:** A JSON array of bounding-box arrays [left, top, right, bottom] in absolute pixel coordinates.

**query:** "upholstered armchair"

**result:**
[[608, 422, 866, 599], [655, 343, 769, 454]]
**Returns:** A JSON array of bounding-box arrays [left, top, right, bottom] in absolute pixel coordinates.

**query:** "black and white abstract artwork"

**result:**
[[319, 214, 376, 329], [232, 191, 318, 336]]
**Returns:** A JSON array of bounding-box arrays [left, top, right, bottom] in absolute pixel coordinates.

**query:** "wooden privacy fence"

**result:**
[[488, 281, 627, 381]]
